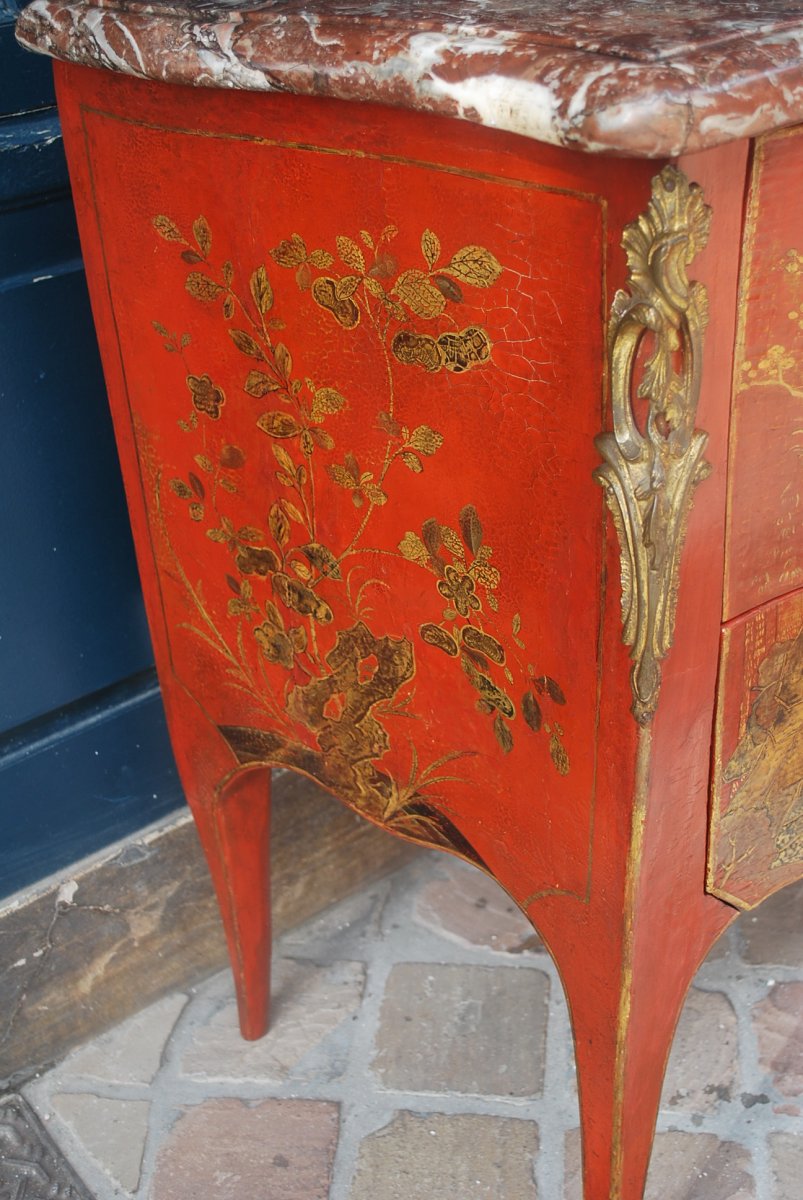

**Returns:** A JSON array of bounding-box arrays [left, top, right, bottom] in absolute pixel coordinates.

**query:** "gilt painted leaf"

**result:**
[[363, 276, 386, 299], [421, 228, 441, 269], [188, 471, 205, 499], [399, 531, 430, 566], [440, 526, 465, 558], [461, 627, 505, 665], [522, 691, 543, 732], [494, 714, 514, 754], [270, 234, 307, 267], [280, 498, 305, 524], [419, 623, 458, 656], [394, 269, 446, 320], [269, 503, 290, 548], [377, 410, 402, 437], [445, 245, 503, 288], [244, 370, 279, 397], [153, 215, 182, 242], [311, 428, 335, 450], [257, 411, 301, 438], [192, 216, 212, 256], [275, 343, 293, 380], [169, 478, 192, 500], [421, 517, 442, 557], [229, 328, 266, 360], [533, 675, 567, 705], [250, 265, 274, 314], [363, 482, 388, 506], [308, 248, 334, 269], [409, 425, 443, 456], [186, 273, 223, 302], [311, 387, 346, 422], [432, 274, 463, 303], [327, 464, 358, 488], [291, 559, 313, 581], [336, 235, 366, 274], [459, 504, 483, 554], [220, 444, 246, 469], [271, 444, 295, 474], [401, 451, 423, 473], [336, 275, 361, 300], [301, 542, 342, 580]]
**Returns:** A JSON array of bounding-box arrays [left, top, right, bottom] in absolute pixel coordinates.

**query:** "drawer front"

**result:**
[[724, 126, 803, 620], [708, 588, 803, 908]]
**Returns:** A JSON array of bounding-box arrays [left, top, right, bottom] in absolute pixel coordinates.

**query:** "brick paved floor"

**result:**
[[20, 851, 803, 1199]]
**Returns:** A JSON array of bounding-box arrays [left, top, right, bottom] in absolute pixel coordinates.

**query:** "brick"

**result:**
[[753, 982, 803, 1096], [738, 882, 803, 966], [180, 959, 364, 1083], [49, 1093, 150, 1194], [769, 1132, 803, 1199], [646, 1132, 754, 1200], [414, 857, 541, 953], [280, 883, 385, 959], [565, 1129, 754, 1200], [59, 993, 187, 1084], [662, 988, 738, 1112], [372, 963, 548, 1096], [151, 1098, 338, 1200], [349, 1110, 538, 1199]]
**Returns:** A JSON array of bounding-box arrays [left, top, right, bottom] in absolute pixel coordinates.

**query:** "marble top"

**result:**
[[15, 0, 803, 156]]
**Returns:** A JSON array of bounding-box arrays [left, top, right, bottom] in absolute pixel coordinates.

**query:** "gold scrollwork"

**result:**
[[596, 165, 713, 724]]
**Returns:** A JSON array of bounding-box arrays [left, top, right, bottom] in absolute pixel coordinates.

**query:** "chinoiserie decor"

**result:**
[[15, 3, 803, 1198]]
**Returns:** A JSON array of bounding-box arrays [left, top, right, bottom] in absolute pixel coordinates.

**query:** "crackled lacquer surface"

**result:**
[[709, 589, 803, 909], [73, 91, 623, 895], [16, 0, 803, 156], [724, 126, 803, 618]]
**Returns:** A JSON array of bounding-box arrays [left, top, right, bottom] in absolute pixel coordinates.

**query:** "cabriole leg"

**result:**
[[161, 681, 273, 1040]]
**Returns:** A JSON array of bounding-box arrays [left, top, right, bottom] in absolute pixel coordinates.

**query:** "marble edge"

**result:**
[[15, 1, 803, 157]]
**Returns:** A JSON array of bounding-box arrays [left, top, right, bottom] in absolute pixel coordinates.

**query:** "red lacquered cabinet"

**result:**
[[14, 3, 803, 1197]]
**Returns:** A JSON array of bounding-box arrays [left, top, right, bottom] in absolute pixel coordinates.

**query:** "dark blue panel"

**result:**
[[0, 108, 67, 206], [0, 184, 80, 278], [0, 203, 155, 732], [0, 10, 55, 117], [0, 29, 185, 888], [0, 672, 183, 899]]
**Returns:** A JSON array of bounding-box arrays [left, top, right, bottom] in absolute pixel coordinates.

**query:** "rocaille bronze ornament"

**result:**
[[596, 165, 713, 723]]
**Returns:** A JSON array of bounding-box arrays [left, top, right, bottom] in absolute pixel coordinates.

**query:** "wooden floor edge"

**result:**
[[0, 771, 416, 1085]]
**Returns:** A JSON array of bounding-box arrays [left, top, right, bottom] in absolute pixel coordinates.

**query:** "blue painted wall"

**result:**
[[0, 3, 183, 899]]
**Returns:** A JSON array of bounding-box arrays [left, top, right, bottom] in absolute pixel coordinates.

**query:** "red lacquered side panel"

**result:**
[[63, 73, 644, 902], [708, 588, 803, 907], [724, 126, 803, 618]]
